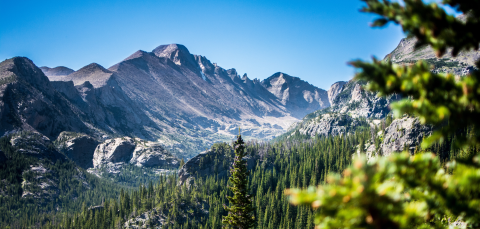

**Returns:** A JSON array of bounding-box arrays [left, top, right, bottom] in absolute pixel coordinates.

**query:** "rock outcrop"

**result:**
[[55, 132, 99, 169], [93, 137, 136, 168], [124, 209, 167, 229], [10, 132, 67, 162], [298, 113, 367, 137], [285, 79, 400, 139], [124, 203, 209, 229], [386, 37, 480, 76], [92, 137, 180, 170], [380, 117, 433, 156], [178, 148, 255, 186], [330, 80, 399, 119], [327, 81, 347, 105], [130, 141, 179, 167]]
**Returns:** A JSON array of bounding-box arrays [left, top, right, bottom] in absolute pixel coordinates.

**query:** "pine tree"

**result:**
[[286, 0, 480, 228], [222, 133, 256, 229]]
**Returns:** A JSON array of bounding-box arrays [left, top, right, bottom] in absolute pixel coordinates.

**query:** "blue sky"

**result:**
[[0, 0, 453, 89]]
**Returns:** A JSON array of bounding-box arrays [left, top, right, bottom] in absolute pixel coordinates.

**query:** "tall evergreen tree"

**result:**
[[222, 133, 256, 229]]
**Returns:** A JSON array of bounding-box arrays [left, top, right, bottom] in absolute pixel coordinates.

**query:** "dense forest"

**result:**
[[0, 115, 473, 228]]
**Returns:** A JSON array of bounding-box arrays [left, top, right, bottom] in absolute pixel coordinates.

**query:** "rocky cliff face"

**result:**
[[54, 132, 99, 169], [329, 80, 399, 119], [380, 117, 433, 156], [287, 79, 399, 139], [298, 113, 368, 137], [92, 137, 179, 173], [327, 81, 347, 105], [130, 142, 179, 168], [93, 137, 136, 168]]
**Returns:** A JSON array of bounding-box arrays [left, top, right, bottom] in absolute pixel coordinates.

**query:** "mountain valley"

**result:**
[[0, 21, 479, 227]]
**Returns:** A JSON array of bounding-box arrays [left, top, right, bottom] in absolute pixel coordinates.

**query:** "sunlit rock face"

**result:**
[[130, 142, 179, 168], [93, 137, 136, 168], [262, 72, 330, 119], [327, 81, 347, 105], [92, 137, 179, 170], [380, 117, 433, 156]]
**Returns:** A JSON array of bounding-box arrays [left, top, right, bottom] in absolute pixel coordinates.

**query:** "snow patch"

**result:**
[[200, 71, 207, 81]]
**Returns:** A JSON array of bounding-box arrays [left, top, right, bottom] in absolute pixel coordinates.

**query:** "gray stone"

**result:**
[[298, 113, 358, 137], [380, 117, 433, 156], [130, 141, 179, 167], [55, 132, 99, 169], [327, 81, 347, 105], [93, 137, 136, 168]]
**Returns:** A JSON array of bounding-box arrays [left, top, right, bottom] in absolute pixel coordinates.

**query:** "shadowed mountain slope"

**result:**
[[0, 57, 90, 139]]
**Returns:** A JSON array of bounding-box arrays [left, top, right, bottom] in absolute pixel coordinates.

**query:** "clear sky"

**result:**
[[0, 0, 455, 90]]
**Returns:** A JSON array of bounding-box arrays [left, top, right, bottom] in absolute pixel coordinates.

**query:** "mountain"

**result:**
[[262, 72, 330, 118], [40, 66, 74, 81], [35, 44, 332, 157], [281, 31, 480, 157], [385, 34, 480, 76], [0, 57, 91, 139]]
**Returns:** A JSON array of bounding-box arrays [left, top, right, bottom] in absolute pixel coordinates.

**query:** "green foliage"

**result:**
[[286, 0, 480, 228], [286, 150, 480, 229], [0, 132, 124, 228], [222, 135, 256, 228], [97, 163, 172, 187]]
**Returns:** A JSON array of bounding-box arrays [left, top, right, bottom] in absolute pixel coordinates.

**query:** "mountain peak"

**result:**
[[262, 72, 298, 87], [0, 57, 50, 88], [123, 50, 150, 61], [78, 63, 110, 73], [40, 66, 74, 77], [152, 44, 198, 69], [64, 63, 113, 87]]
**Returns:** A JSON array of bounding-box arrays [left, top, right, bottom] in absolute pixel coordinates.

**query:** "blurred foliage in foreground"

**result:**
[[286, 0, 480, 228]]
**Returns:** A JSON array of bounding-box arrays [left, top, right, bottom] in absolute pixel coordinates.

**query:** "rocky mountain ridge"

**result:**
[[0, 43, 343, 158], [281, 33, 479, 157]]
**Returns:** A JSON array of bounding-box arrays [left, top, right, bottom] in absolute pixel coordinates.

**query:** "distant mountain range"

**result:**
[[0, 44, 343, 157]]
